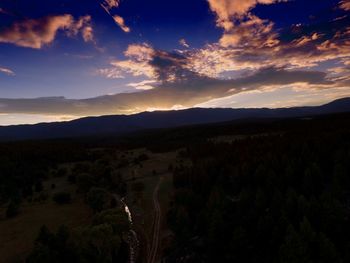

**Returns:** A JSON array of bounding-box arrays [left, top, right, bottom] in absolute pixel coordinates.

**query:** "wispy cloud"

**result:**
[[127, 80, 158, 90], [179, 39, 190, 48], [0, 8, 6, 14], [0, 14, 94, 49], [0, 8, 12, 16], [0, 67, 15, 76], [113, 15, 131, 33], [101, 0, 120, 11], [100, 0, 131, 33]]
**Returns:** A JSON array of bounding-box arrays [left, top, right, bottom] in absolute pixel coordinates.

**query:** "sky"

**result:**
[[0, 0, 349, 125]]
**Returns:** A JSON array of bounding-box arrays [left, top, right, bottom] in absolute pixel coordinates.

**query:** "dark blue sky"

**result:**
[[0, 0, 349, 124]]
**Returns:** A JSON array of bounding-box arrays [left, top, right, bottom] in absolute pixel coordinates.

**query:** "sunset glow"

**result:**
[[0, 0, 349, 124]]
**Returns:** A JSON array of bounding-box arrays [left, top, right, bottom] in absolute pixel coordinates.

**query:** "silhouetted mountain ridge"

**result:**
[[0, 97, 349, 141]]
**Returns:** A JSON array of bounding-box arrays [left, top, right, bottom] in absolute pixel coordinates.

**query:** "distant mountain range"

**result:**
[[1, 97, 350, 141]]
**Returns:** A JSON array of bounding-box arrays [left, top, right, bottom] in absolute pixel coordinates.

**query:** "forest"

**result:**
[[166, 114, 350, 262]]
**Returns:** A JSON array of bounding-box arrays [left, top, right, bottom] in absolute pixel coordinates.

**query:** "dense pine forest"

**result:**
[[166, 114, 350, 262]]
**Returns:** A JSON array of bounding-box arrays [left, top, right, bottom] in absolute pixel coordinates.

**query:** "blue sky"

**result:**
[[0, 0, 349, 124]]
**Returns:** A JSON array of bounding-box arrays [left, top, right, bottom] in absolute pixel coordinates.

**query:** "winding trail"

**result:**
[[148, 177, 163, 263]]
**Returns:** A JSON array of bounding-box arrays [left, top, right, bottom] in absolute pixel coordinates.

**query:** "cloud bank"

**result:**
[[0, 66, 340, 116]]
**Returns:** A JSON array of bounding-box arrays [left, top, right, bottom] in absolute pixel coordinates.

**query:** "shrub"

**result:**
[[56, 167, 67, 177], [67, 174, 76, 184], [52, 192, 71, 204], [132, 182, 145, 193], [6, 200, 20, 218], [86, 188, 109, 213], [35, 181, 44, 192]]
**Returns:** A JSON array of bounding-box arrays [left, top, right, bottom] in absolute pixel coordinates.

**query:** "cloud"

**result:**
[[127, 80, 157, 90], [0, 8, 10, 15], [0, 67, 15, 76], [0, 67, 339, 116], [100, 0, 131, 33], [82, 25, 94, 42], [101, 0, 120, 11], [113, 15, 131, 32], [73, 15, 95, 43], [219, 14, 279, 48], [292, 33, 321, 47], [92, 22, 350, 115], [100, 43, 201, 83], [0, 15, 94, 49], [149, 50, 191, 82], [100, 20, 350, 81], [203, 0, 287, 73], [100, 43, 202, 83], [124, 43, 154, 59], [95, 4, 349, 115], [340, 0, 350, 11], [99, 43, 156, 79], [97, 68, 125, 79], [196, 85, 350, 109], [207, 0, 285, 30], [179, 39, 190, 48], [183, 15, 350, 77]]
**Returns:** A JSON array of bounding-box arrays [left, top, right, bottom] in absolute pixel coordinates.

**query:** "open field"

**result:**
[[0, 175, 92, 263]]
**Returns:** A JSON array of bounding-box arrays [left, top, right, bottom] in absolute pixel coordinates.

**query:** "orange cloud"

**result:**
[[292, 32, 321, 47], [101, 0, 120, 11], [184, 14, 350, 77], [207, 0, 284, 30], [113, 15, 131, 33], [124, 43, 154, 59], [219, 14, 279, 48], [340, 0, 350, 11], [99, 43, 156, 79], [82, 25, 94, 42], [100, 0, 131, 33], [0, 15, 94, 49]]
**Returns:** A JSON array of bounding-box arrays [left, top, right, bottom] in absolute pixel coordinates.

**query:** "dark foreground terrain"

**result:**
[[1, 112, 350, 262]]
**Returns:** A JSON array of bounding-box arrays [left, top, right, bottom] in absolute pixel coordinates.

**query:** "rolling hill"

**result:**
[[0, 97, 349, 141]]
